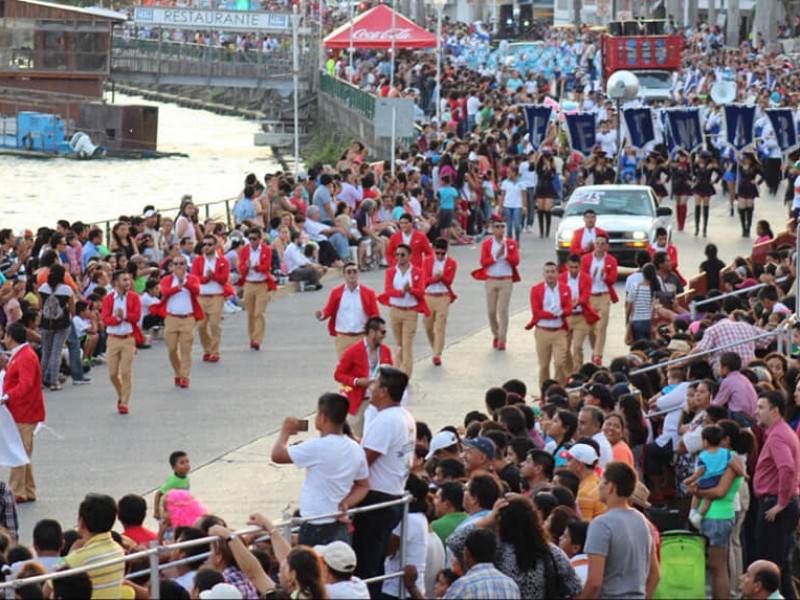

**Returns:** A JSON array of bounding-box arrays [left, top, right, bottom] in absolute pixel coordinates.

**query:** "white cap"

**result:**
[[143, 209, 157, 218], [199, 583, 243, 599], [558, 443, 599, 466], [314, 540, 357, 573], [425, 430, 459, 460]]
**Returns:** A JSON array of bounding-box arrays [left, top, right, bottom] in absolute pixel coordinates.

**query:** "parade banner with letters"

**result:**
[[766, 108, 798, 154], [623, 108, 655, 150], [723, 105, 756, 151], [564, 113, 597, 157], [665, 108, 704, 153], [524, 105, 552, 151]]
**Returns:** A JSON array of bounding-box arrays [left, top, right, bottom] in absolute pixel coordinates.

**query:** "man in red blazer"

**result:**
[[525, 262, 572, 387], [569, 209, 609, 257], [316, 262, 381, 358], [333, 316, 393, 436], [422, 238, 457, 366], [560, 253, 600, 373], [151, 257, 203, 388], [193, 234, 235, 363], [101, 270, 143, 414], [238, 227, 277, 351], [386, 213, 433, 268], [378, 244, 429, 378], [471, 216, 520, 350], [2, 322, 45, 502], [580, 234, 618, 365]]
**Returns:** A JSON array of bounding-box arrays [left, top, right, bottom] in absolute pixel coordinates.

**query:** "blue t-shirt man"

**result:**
[[438, 185, 459, 211]]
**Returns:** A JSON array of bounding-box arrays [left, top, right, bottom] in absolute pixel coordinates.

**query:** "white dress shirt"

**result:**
[[389, 267, 417, 308], [166, 276, 194, 315], [590, 253, 609, 293], [486, 239, 513, 278], [245, 245, 267, 282], [198, 256, 224, 295], [566, 274, 582, 313], [336, 285, 367, 334], [538, 283, 564, 328], [425, 258, 449, 294], [581, 227, 597, 251], [284, 244, 310, 274]]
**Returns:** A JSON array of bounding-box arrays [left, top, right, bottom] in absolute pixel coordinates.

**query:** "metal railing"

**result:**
[[112, 37, 295, 65], [0, 494, 413, 600], [689, 276, 790, 320], [89, 197, 236, 241], [320, 73, 376, 120]]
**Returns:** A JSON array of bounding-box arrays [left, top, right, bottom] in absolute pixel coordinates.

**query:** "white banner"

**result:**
[[132, 7, 290, 31]]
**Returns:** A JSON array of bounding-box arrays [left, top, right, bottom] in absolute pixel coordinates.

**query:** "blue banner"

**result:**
[[766, 108, 798, 154], [723, 104, 756, 151], [523, 105, 552, 151], [666, 108, 703, 153], [564, 112, 596, 157], [623, 108, 655, 150]]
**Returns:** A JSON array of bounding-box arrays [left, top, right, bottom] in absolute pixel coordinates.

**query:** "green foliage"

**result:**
[[302, 123, 350, 168]]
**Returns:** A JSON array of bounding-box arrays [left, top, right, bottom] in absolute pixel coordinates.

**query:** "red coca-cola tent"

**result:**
[[324, 4, 437, 49]]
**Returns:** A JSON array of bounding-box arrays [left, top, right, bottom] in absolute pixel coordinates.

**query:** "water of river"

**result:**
[[0, 92, 285, 230]]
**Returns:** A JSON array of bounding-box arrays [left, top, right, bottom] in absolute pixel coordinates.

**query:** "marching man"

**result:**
[[581, 233, 618, 365], [316, 262, 381, 359], [471, 215, 520, 351], [526, 262, 572, 387], [239, 227, 277, 351], [422, 238, 457, 366], [560, 253, 599, 373], [193, 234, 235, 363]]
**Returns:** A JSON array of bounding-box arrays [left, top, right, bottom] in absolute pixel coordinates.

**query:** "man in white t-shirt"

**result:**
[[352, 366, 416, 598], [315, 541, 370, 600], [271, 393, 370, 546]]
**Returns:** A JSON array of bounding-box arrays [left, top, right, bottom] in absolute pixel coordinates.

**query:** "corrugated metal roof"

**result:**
[[13, 0, 127, 21]]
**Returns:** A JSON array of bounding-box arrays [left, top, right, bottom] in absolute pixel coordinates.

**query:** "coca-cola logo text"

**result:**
[[352, 27, 413, 40]]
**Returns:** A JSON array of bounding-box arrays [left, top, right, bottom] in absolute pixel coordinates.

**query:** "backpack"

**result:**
[[42, 292, 65, 322]]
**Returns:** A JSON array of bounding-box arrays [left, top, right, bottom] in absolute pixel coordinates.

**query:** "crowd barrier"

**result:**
[[0, 494, 412, 600]]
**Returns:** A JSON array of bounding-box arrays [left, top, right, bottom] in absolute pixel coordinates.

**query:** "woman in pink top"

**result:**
[[603, 412, 635, 468]]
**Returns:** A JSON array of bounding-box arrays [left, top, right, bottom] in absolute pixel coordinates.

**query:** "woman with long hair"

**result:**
[[618, 394, 650, 478], [692, 150, 720, 237], [109, 221, 138, 259], [37, 264, 74, 391], [603, 412, 635, 468], [736, 152, 763, 237], [534, 149, 559, 239], [175, 196, 201, 242], [284, 547, 329, 599], [448, 496, 582, 599], [754, 219, 774, 244], [627, 263, 661, 342], [671, 150, 693, 231]]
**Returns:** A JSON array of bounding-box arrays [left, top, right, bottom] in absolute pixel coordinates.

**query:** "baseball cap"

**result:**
[[425, 430, 459, 460], [314, 541, 357, 573], [199, 583, 243, 599], [143, 209, 157, 218], [558, 443, 599, 466], [463, 436, 496, 460]]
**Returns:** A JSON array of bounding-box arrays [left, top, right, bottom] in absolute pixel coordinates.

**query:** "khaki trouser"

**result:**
[[566, 313, 593, 373], [165, 315, 196, 380], [535, 326, 568, 387], [197, 295, 225, 356], [107, 335, 136, 408], [390, 306, 419, 377], [9, 422, 36, 500], [348, 397, 371, 438], [335, 333, 364, 359], [243, 282, 270, 346], [589, 293, 612, 360], [423, 294, 451, 358], [485, 279, 514, 344]]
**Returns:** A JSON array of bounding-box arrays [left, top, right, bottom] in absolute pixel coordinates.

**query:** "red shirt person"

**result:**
[[422, 238, 458, 365], [316, 263, 381, 358], [2, 322, 45, 503], [525, 262, 572, 386], [472, 217, 520, 350], [569, 209, 609, 256], [192, 235, 235, 362], [333, 316, 393, 437], [386, 213, 433, 268], [560, 253, 600, 372], [580, 234, 618, 365]]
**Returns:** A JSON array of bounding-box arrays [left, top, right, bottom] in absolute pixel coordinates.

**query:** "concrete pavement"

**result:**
[[6, 188, 790, 542]]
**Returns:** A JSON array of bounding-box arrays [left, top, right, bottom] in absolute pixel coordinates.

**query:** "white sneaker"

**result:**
[[223, 300, 242, 314], [688, 509, 703, 530]]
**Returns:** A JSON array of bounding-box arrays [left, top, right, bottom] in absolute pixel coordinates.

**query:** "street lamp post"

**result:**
[[389, 0, 397, 90], [433, 0, 446, 123], [291, 7, 301, 177]]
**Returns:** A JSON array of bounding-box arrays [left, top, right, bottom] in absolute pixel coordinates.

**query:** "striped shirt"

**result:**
[[627, 283, 655, 322], [444, 563, 521, 599], [63, 532, 125, 599]]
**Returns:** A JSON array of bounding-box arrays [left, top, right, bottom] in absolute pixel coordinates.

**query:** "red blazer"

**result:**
[[558, 271, 600, 325], [378, 265, 431, 316], [525, 281, 573, 330], [647, 243, 687, 286], [149, 274, 204, 320], [580, 251, 619, 303], [192, 254, 236, 297], [386, 230, 433, 268], [334, 342, 393, 414], [471, 237, 521, 282], [569, 227, 610, 255], [422, 255, 458, 304], [101, 291, 145, 345], [238, 243, 277, 290], [319, 284, 381, 337], [3, 344, 45, 424]]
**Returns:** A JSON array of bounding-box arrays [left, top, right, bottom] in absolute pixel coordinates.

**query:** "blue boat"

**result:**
[[0, 112, 105, 159]]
